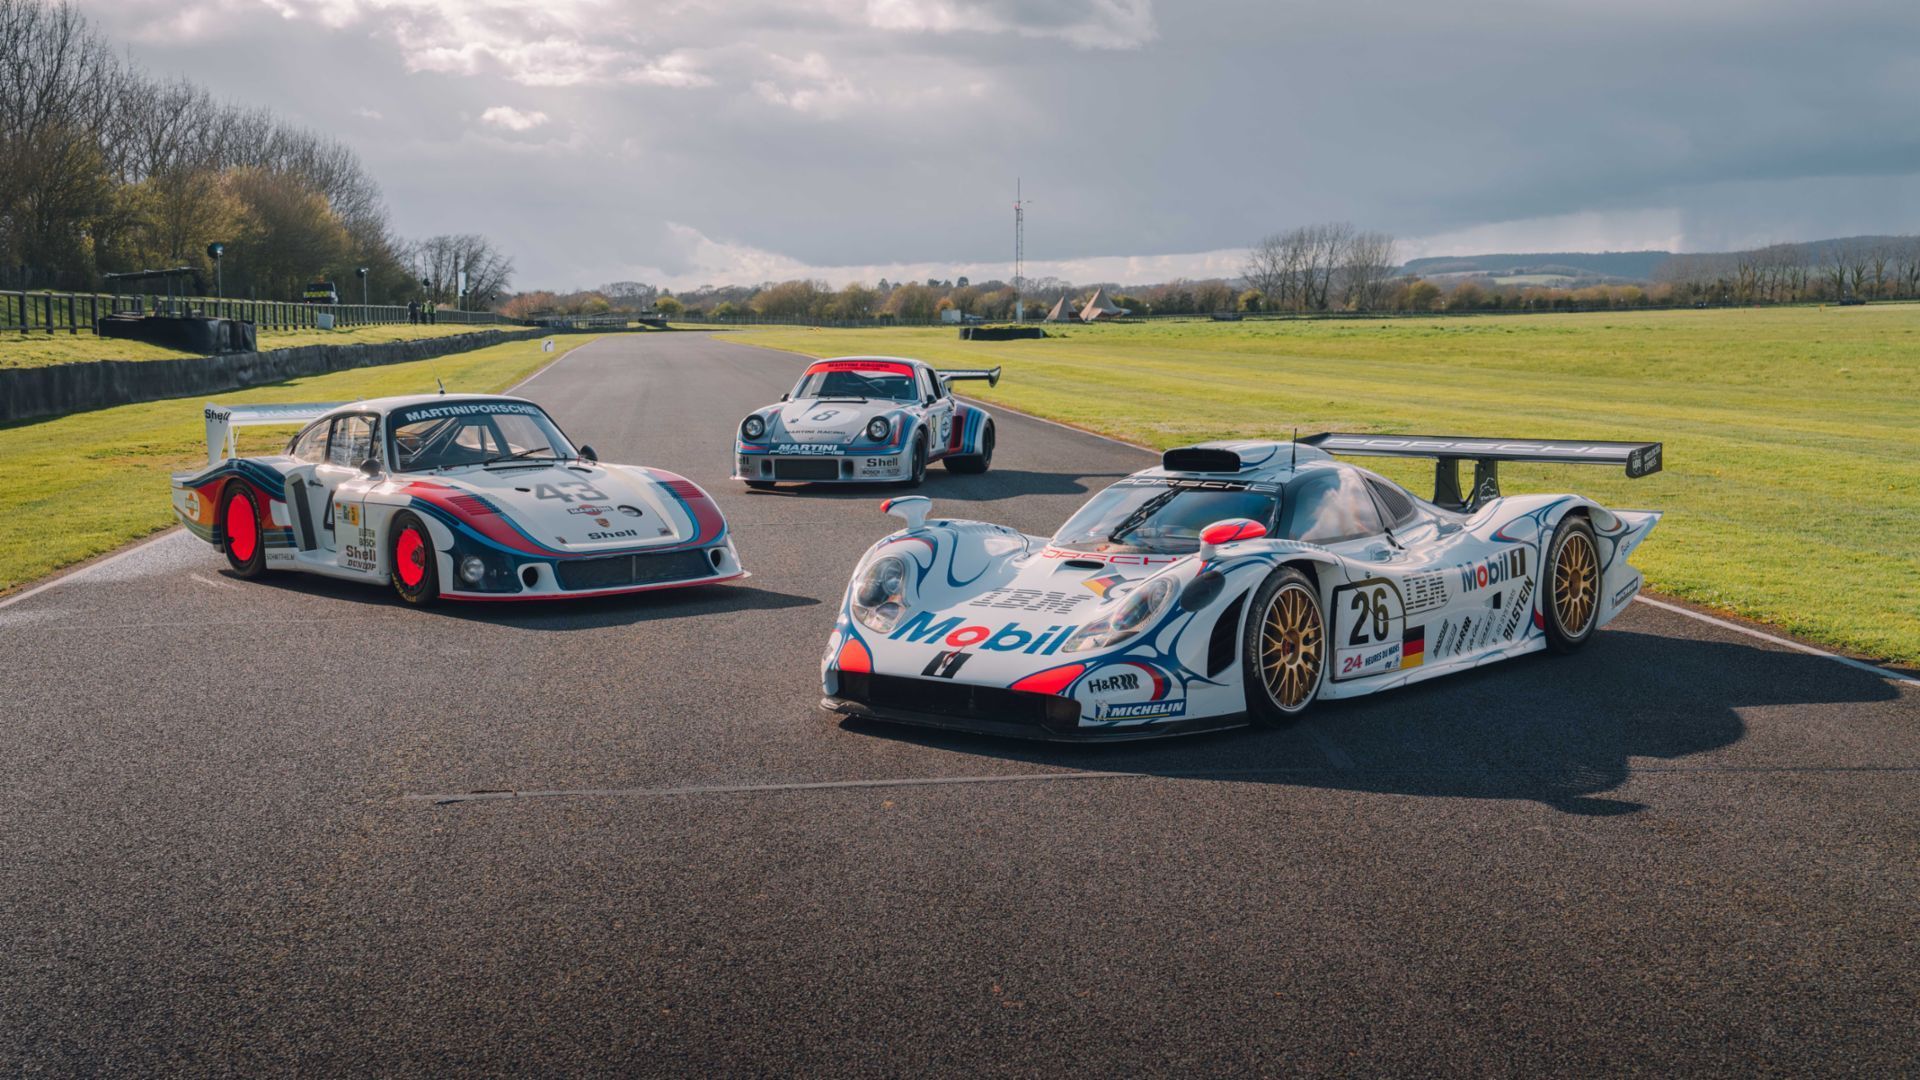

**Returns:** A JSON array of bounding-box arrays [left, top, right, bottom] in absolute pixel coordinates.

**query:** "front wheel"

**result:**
[[942, 420, 994, 474], [902, 434, 928, 487], [1242, 566, 1325, 725], [1543, 515, 1599, 653], [389, 511, 440, 606], [220, 483, 268, 578]]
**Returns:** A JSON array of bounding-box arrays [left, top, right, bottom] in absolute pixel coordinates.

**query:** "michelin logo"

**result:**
[[1094, 701, 1185, 721]]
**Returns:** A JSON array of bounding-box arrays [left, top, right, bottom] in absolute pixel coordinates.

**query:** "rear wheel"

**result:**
[[389, 511, 440, 606], [943, 420, 994, 474], [220, 484, 267, 578], [1243, 566, 1325, 726], [1544, 515, 1600, 652]]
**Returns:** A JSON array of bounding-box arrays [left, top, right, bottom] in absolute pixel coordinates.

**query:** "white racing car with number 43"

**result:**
[[822, 433, 1663, 740], [171, 393, 744, 605]]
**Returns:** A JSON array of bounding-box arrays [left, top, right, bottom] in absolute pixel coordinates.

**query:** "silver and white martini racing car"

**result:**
[[734, 356, 1001, 487], [172, 394, 744, 604], [822, 433, 1663, 740]]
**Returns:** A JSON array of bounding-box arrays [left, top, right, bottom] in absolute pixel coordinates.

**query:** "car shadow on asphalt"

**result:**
[[839, 629, 1905, 817], [736, 469, 1129, 502], [227, 569, 817, 629]]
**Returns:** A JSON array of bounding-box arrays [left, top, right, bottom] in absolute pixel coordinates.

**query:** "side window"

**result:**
[[1365, 475, 1417, 528], [289, 421, 328, 464], [920, 368, 940, 402], [1281, 470, 1386, 544], [327, 415, 376, 468]]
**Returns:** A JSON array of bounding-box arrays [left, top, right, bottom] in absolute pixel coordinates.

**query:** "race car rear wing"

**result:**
[[204, 402, 341, 465], [937, 366, 1002, 388], [1300, 432, 1663, 511]]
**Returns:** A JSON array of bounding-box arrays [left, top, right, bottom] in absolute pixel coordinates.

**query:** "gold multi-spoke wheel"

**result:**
[[1553, 529, 1598, 636], [1249, 572, 1324, 721], [1544, 516, 1600, 653]]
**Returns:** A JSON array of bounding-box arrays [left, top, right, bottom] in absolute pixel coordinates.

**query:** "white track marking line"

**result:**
[[189, 572, 238, 591], [410, 762, 1920, 805], [0, 335, 606, 612], [0, 530, 184, 611], [506, 331, 614, 393], [1634, 595, 1918, 687], [951, 394, 1157, 454], [1302, 723, 1357, 771]]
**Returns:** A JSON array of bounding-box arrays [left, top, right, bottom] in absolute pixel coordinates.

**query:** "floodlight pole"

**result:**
[[1013, 178, 1026, 322]]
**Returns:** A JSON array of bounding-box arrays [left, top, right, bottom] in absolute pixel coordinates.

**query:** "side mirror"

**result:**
[[780, 392, 790, 401], [578, 444, 598, 463], [881, 495, 931, 530], [1198, 518, 1267, 560], [357, 458, 382, 478]]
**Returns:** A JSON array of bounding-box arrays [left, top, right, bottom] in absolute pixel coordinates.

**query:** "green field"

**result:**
[[0, 334, 601, 592], [734, 307, 1920, 665], [0, 322, 502, 369]]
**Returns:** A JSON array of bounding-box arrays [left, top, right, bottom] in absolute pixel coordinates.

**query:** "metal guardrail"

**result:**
[[0, 289, 509, 336]]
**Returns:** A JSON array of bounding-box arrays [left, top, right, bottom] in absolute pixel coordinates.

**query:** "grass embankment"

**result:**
[[0, 334, 601, 592], [0, 322, 502, 369], [736, 307, 1920, 665]]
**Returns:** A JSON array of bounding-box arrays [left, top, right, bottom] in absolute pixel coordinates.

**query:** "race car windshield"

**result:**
[[1052, 481, 1279, 555], [792, 369, 917, 401], [388, 401, 576, 472]]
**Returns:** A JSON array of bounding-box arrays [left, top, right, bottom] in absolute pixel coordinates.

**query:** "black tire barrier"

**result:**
[[97, 314, 256, 355], [958, 325, 1046, 341], [1, 328, 545, 425]]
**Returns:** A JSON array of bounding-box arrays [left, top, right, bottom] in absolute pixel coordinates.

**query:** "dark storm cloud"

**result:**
[[83, 0, 1920, 286]]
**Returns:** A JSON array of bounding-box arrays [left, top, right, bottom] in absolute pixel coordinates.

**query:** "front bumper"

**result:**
[[821, 671, 1246, 742], [440, 539, 748, 600], [733, 451, 908, 483]]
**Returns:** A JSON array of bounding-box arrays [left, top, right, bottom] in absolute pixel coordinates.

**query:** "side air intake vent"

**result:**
[[1162, 447, 1242, 473]]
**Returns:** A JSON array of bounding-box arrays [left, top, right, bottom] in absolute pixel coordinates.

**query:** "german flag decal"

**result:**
[[1401, 624, 1426, 668]]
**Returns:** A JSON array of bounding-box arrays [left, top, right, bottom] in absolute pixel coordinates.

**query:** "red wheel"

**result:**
[[388, 512, 439, 606], [221, 485, 267, 578]]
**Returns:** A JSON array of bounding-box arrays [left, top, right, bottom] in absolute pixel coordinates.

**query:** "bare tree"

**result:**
[[1339, 230, 1398, 311]]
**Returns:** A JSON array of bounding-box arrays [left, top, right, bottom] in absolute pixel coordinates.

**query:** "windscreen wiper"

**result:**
[[482, 445, 556, 467]]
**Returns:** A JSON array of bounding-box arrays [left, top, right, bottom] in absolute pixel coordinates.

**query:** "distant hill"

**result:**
[[1400, 250, 1672, 283]]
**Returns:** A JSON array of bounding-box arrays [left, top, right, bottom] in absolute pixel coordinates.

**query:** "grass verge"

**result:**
[[0, 322, 505, 369], [0, 333, 602, 592], [733, 307, 1920, 665]]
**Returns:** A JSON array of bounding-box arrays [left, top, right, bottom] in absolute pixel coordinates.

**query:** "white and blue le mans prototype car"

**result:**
[[171, 394, 744, 604], [734, 356, 1002, 487], [822, 434, 1664, 740]]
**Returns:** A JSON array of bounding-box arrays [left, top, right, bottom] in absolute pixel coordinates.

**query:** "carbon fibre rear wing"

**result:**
[[937, 366, 1002, 388], [1300, 433, 1663, 511], [204, 401, 341, 465]]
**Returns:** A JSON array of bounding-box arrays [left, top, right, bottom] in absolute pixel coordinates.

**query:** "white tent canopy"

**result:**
[[1079, 286, 1128, 321]]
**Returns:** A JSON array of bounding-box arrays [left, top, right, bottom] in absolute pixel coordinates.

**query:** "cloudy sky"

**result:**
[[85, 0, 1920, 290]]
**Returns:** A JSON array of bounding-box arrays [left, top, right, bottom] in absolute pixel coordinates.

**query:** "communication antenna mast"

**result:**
[[1013, 179, 1030, 322]]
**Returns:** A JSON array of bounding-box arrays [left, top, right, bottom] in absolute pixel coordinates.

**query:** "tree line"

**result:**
[[0, 0, 511, 304]]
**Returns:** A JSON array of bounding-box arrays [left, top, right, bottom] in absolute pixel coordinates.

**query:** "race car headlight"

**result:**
[[850, 554, 909, 633], [741, 414, 766, 440], [459, 555, 486, 584], [866, 417, 891, 442], [1062, 575, 1178, 653]]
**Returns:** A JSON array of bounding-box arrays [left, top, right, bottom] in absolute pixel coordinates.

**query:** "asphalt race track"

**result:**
[[4, 332, 1916, 1075]]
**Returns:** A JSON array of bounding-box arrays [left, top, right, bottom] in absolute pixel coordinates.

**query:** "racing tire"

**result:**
[[903, 433, 928, 487], [1242, 566, 1325, 726], [388, 511, 440, 607], [1543, 514, 1600, 653], [744, 481, 776, 490], [220, 483, 268, 579], [942, 420, 994, 474]]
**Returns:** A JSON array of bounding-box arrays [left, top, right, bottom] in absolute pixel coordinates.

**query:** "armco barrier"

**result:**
[[1, 328, 545, 424]]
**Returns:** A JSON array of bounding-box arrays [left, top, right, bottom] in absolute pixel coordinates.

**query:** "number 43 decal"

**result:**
[[532, 480, 608, 503]]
